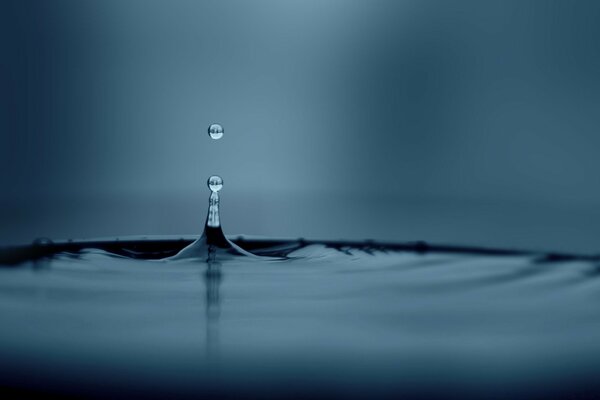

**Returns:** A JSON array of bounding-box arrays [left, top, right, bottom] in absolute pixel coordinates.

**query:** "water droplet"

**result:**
[[207, 175, 223, 193], [207, 123, 224, 140]]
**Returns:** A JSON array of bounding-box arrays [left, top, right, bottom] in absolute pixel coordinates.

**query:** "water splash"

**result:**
[[170, 122, 236, 259], [169, 123, 278, 261], [169, 174, 256, 260]]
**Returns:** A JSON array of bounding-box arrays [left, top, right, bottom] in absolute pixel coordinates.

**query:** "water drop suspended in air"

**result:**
[[207, 175, 223, 193], [208, 123, 224, 140]]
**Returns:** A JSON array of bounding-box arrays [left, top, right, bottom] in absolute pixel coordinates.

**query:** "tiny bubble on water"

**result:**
[[208, 123, 224, 140], [207, 175, 223, 192]]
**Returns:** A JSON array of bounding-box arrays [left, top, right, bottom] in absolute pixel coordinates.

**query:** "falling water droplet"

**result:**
[[207, 123, 224, 140], [207, 175, 223, 193]]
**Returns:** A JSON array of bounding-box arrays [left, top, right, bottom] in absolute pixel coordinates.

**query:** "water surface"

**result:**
[[1, 242, 600, 398]]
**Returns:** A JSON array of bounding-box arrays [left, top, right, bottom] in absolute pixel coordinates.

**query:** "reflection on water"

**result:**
[[1, 244, 600, 398], [204, 250, 221, 360]]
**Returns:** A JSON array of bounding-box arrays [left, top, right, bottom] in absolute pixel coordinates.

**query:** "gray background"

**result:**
[[2, 0, 600, 252]]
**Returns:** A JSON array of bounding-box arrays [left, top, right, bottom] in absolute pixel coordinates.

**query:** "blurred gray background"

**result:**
[[1, 0, 600, 252]]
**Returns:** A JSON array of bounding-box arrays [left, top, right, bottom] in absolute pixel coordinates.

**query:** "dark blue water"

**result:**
[[1, 239, 600, 398]]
